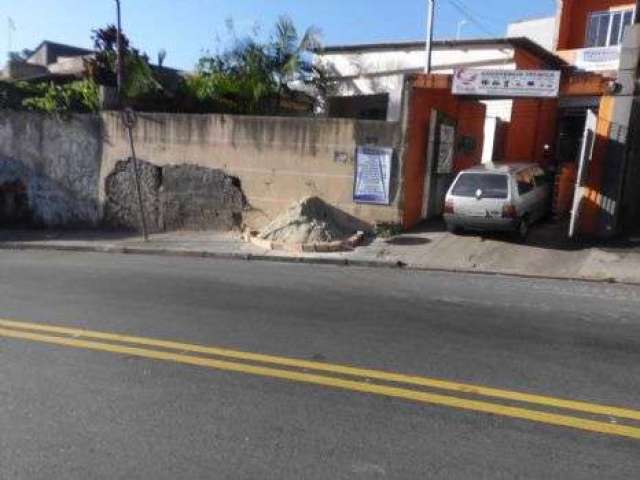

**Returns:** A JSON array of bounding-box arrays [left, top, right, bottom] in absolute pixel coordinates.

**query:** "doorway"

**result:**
[[0, 181, 32, 227], [422, 110, 457, 220]]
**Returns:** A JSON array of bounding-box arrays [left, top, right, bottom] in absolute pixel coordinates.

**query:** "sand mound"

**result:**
[[258, 197, 353, 244]]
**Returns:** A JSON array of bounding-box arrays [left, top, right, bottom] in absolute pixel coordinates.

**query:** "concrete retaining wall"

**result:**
[[0, 112, 102, 226], [100, 112, 403, 229], [0, 111, 403, 230]]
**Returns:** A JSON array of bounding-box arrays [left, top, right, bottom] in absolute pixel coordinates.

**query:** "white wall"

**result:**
[[316, 43, 517, 122], [507, 17, 557, 52]]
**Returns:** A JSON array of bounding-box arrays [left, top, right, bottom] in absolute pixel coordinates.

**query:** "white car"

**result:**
[[443, 163, 551, 239]]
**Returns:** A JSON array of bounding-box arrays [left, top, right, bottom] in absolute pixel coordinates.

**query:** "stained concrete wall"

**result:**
[[0, 111, 402, 230], [0, 112, 102, 226], [100, 112, 403, 229]]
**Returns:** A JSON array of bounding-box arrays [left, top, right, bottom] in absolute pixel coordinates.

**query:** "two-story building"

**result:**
[[316, 0, 640, 236], [556, 0, 636, 73]]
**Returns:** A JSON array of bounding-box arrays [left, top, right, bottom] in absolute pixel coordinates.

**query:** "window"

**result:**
[[451, 174, 509, 199], [586, 9, 635, 48]]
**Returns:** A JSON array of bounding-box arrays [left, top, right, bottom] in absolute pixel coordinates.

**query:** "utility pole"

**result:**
[[115, 0, 125, 101], [425, 0, 436, 73], [7, 17, 15, 58]]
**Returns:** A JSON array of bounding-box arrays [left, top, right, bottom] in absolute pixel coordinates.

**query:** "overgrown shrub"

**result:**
[[21, 80, 100, 114]]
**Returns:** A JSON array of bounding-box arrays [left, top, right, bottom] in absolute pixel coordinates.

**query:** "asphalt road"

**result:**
[[2, 250, 640, 479]]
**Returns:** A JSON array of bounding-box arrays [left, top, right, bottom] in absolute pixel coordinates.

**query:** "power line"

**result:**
[[447, 0, 500, 38]]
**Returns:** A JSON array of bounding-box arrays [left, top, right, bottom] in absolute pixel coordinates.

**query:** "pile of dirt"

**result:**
[[258, 197, 353, 244]]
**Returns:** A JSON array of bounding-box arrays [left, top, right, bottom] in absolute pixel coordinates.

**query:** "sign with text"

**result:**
[[353, 146, 393, 205], [452, 69, 561, 98], [575, 46, 621, 72]]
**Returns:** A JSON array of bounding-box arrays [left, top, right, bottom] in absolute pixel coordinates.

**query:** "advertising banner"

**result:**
[[453, 69, 561, 98]]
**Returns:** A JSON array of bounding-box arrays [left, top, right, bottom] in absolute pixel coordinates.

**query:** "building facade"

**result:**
[[507, 16, 557, 52], [556, 0, 636, 73], [1, 41, 94, 82]]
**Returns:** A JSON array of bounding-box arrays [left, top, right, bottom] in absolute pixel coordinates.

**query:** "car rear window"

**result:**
[[451, 173, 509, 199]]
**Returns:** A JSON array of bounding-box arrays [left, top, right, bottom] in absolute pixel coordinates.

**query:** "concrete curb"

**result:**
[[243, 231, 366, 253], [0, 240, 637, 287]]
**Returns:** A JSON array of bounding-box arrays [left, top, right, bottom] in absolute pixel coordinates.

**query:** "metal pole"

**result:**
[[636, 0, 640, 24], [7, 17, 15, 58], [115, 0, 124, 101], [425, 0, 436, 73], [122, 109, 149, 241], [7, 19, 11, 57]]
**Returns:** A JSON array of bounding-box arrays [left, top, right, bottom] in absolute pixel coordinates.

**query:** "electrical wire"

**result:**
[[446, 0, 500, 38]]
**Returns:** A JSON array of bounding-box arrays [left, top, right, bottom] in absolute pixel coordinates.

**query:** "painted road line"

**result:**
[[2, 327, 640, 440], [2, 318, 640, 422]]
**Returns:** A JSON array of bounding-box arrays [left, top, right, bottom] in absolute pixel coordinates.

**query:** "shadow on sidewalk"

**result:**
[[393, 218, 640, 253]]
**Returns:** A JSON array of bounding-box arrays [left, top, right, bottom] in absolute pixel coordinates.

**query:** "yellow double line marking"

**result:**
[[2, 318, 640, 440]]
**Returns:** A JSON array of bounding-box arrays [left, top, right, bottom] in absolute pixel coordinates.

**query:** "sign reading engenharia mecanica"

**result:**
[[452, 68, 561, 98], [353, 146, 393, 205]]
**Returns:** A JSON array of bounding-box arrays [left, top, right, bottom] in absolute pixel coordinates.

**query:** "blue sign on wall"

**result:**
[[353, 146, 393, 205]]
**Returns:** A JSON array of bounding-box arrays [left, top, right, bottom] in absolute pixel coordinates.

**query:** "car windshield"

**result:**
[[451, 173, 509, 199]]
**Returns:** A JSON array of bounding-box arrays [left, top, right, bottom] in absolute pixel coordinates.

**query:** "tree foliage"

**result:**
[[20, 80, 100, 114], [184, 16, 322, 115], [0, 80, 100, 114], [86, 25, 162, 103], [2, 18, 331, 116]]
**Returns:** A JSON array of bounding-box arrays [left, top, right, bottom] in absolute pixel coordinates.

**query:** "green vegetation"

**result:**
[[180, 15, 323, 115], [22, 80, 100, 114], [0, 80, 100, 114], [1, 16, 331, 116], [86, 25, 163, 103]]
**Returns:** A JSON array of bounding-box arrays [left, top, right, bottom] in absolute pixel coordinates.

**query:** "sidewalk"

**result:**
[[2, 224, 640, 285]]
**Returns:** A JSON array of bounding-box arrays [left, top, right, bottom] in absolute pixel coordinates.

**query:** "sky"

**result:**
[[2, 0, 557, 71]]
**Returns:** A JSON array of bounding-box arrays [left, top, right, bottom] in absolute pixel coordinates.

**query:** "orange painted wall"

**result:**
[[578, 96, 615, 235], [402, 76, 486, 229], [504, 99, 558, 167], [502, 49, 559, 167], [557, 0, 635, 50]]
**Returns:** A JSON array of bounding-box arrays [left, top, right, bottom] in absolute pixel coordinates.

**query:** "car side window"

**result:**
[[516, 170, 535, 196]]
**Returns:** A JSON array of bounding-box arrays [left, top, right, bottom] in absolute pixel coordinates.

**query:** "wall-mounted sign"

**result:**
[[452, 68, 561, 98], [575, 46, 621, 72], [353, 146, 393, 205]]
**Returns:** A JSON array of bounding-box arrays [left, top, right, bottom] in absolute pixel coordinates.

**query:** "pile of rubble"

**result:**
[[247, 197, 365, 252]]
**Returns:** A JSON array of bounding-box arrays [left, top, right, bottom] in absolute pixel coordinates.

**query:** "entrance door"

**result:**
[[422, 110, 457, 220], [569, 110, 597, 238]]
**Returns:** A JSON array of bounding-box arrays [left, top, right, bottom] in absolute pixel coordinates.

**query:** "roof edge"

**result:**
[[314, 37, 567, 67]]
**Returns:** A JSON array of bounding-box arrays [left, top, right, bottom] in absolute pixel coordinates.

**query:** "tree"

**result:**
[[193, 33, 276, 114], [188, 15, 322, 115], [271, 16, 321, 107], [86, 25, 162, 103], [87, 25, 128, 86]]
